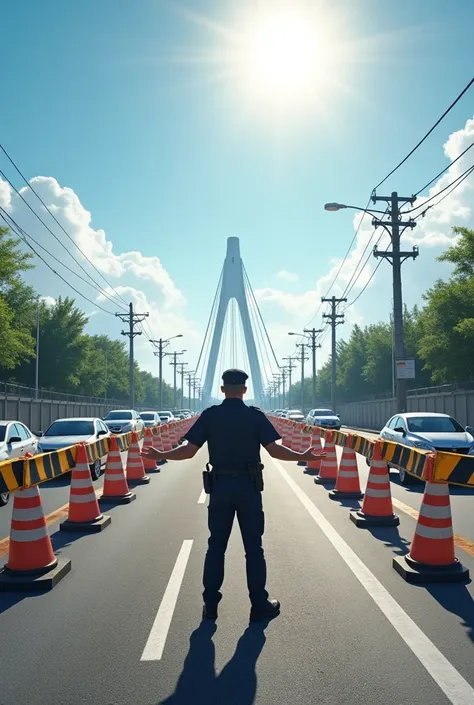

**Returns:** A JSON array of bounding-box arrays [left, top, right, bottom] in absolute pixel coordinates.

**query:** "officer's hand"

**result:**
[[303, 448, 327, 461], [140, 447, 161, 460]]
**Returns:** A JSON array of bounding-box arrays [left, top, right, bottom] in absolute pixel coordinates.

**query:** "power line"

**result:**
[[0, 208, 116, 316], [374, 75, 474, 190], [0, 166, 127, 311], [0, 143, 129, 310], [412, 143, 473, 197], [404, 162, 474, 215]]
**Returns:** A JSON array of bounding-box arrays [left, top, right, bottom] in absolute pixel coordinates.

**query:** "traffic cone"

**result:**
[[99, 436, 136, 505], [314, 432, 338, 484], [126, 432, 151, 484], [297, 431, 312, 466], [305, 428, 323, 475], [161, 425, 173, 452], [60, 444, 111, 532], [141, 427, 160, 473], [329, 436, 363, 500], [393, 479, 469, 583], [0, 486, 71, 591], [350, 441, 399, 527]]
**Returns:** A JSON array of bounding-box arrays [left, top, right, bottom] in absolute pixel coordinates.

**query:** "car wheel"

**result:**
[[398, 467, 414, 485], [90, 459, 102, 481], [0, 491, 10, 507]]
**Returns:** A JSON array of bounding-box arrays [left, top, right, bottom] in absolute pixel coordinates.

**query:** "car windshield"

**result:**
[[105, 412, 132, 420], [0, 426, 6, 442], [406, 416, 465, 433], [44, 420, 94, 437], [159, 414, 171, 419], [140, 413, 155, 421], [313, 410, 335, 417]]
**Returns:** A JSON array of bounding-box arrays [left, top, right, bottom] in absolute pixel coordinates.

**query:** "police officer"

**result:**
[[141, 368, 325, 622]]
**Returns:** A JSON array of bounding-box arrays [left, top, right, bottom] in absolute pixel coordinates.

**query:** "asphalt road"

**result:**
[[1, 445, 474, 705]]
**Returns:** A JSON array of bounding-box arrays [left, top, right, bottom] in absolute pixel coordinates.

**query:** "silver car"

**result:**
[[380, 412, 474, 485], [306, 409, 341, 430], [0, 421, 39, 507], [286, 410, 305, 423], [158, 411, 175, 424], [103, 409, 145, 435], [140, 412, 162, 428], [39, 417, 111, 480]]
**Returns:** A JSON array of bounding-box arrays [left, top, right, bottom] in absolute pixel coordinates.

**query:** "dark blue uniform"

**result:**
[[184, 395, 281, 611]]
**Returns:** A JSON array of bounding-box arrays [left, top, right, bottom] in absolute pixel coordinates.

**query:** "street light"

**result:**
[[324, 202, 388, 214]]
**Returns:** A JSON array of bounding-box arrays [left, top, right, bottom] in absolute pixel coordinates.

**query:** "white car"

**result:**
[[139, 412, 162, 428], [103, 409, 145, 436], [306, 408, 341, 430], [39, 417, 111, 480], [158, 411, 175, 424], [0, 421, 39, 507], [286, 409, 305, 423]]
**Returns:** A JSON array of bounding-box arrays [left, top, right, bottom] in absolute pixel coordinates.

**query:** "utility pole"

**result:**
[[273, 375, 282, 408], [35, 299, 40, 399], [177, 362, 187, 408], [322, 296, 347, 412], [296, 343, 309, 412], [186, 372, 195, 411], [282, 357, 297, 409], [372, 192, 417, 413], [116, 303, 149, 408], [169, 351, 186, 409], [281, 368, 288, 409], [303, 328, 322, 408]]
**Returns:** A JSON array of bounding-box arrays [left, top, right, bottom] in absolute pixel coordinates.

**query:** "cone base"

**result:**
[[350, 510, 400, 527], [393, 555, 470, 584], [127, 475, 151, 485], [297, 461, 307, 467], [0, 557, 71, 592], [314, 475, 336, 485], [99, 491, 136, 505], [329, 489, 364, 500], [304, 467, 318, 475], [147, 466, 161, 473], [60, 514, 111, 533]]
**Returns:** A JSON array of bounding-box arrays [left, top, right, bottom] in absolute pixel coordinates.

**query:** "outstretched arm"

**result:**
[[140, 442, 200, 462], [265, 442, 325, 463]]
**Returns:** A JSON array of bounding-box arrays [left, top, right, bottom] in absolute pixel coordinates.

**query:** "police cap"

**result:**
[[222, 369, 248, 385]]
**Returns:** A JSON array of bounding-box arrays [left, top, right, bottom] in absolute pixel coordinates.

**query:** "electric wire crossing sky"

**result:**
[[198, 237, 278, 409]]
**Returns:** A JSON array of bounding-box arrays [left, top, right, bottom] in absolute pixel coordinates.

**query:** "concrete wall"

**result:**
[[0, 394, 125, 434], [337, 389, 474, 431]]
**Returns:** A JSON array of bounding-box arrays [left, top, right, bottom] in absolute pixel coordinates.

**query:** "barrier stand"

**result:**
[[0, 485, 71, 592], [350, 441, 399, 527], [60, 444, 111, 532], [99, 436, 136, 505], [126, 432, 151, 485], [329, 435, 363, 500], [393, 460, 469, 583], [314, 431, 338, 485]]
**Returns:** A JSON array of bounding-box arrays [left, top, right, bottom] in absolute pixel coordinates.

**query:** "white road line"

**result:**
[[270, 457, 474, 705], [197, 489, 207, 504], [141, 539, 194, 662]]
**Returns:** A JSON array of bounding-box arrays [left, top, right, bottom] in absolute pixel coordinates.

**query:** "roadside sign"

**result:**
[[395, 359, 416, 379]]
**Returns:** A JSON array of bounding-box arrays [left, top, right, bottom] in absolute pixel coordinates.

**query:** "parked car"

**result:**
[[103, 410, 145, 435], [39, 417, 111, 480], [286, 409, 305, 423], [380, 412, 474, 485], [139, 412, 162, 428], [306, 409, 341, 430], [0, 421, 39, 507], [158, 411, 176, 424]]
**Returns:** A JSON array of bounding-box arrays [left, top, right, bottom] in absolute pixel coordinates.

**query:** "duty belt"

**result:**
[[211, 464, 262, 477]]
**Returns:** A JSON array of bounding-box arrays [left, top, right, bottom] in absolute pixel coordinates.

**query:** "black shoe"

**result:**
[[250, 599, 280, 622], [202, 604, 218, 620]]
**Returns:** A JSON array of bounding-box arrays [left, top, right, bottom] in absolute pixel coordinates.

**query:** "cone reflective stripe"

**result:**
[[393, 475, 469, 583], [161, 425, 173, 452], [314, 432, 338, 484], [126, 431, 151, 483], [350, 441, 399, 527], [99, 435, 136, 505], [153, 428, 165, 451], [141, 428, 159, 472], [306, 429, 323, 474], [297, 432, 312, 466], [60, 444, 111, 532], [329, 436, 363, 500]]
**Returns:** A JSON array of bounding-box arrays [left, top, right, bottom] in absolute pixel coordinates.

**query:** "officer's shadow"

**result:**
[[158, 620, 267, 705]]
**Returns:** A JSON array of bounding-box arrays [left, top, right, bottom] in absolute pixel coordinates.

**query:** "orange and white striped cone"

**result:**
[[350, 441, 399, 527], [141, 427, 160, 472], [161, 425, 173, 452], [99, 436, 136, 505], [297, 431, 313, 466], [314, 432, 338, 485], [305, 428, 323, 475], [126, 432, 151, 484], [0, 485, 71, 592], [393, 475, 469, 583], [329, 436, 363, 500], [60, 444, 111, 532]]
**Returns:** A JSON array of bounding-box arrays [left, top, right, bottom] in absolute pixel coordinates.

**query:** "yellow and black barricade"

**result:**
[[0, 457, 24, 494], [432, 451, 474, 487], [24, 447, 77, 488]]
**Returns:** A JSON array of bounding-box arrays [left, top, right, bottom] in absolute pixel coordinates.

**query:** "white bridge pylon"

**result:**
[[202, 238, 264, 408]]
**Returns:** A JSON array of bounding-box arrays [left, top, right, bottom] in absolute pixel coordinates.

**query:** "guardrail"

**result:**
[[0, 423, 184, 495], [271, 417, 474, 488]]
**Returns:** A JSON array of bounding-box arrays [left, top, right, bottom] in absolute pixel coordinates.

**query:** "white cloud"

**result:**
[[0, 180, 11, 210], [276, 269, 299, 283], [40, 295, 56, 308]]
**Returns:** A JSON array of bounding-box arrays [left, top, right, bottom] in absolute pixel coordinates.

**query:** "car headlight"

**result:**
[[414, 441, 434, 451]]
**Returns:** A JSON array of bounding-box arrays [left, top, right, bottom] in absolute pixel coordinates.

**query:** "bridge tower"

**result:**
[[202, 238, 264, 407]]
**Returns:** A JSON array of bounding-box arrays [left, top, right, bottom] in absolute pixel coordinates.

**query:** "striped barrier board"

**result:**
[[25, 446, 77, 488], [432, 451, 474, 487], [0, 457, 24, 495]]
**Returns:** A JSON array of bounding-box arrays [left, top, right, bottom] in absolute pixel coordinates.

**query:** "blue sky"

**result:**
[[1, 0, 474, 395]]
